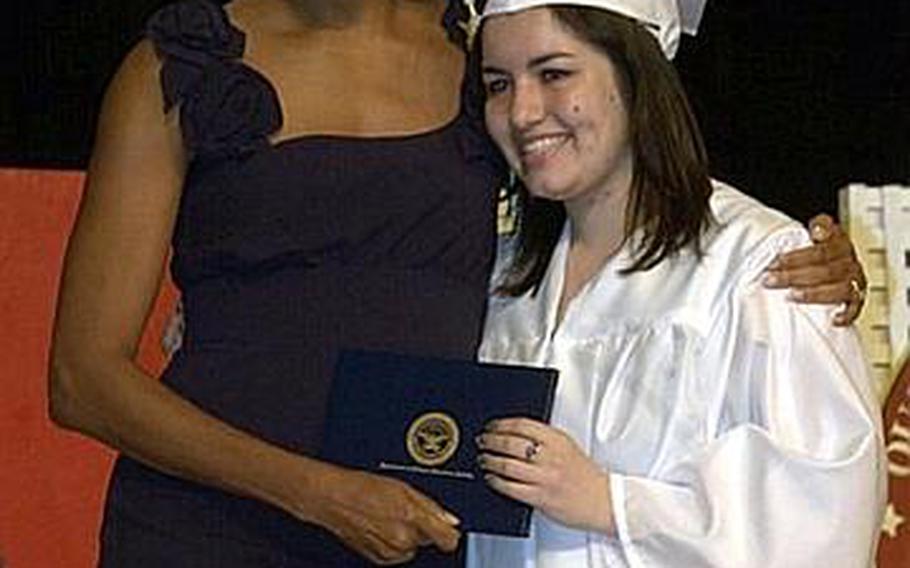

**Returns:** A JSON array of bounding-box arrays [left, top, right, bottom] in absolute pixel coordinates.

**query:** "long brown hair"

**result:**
[[491, 6, 714, 297]]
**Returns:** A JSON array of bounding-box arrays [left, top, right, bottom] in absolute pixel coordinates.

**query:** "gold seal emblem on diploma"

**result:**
[[406, 412, 460, 467]]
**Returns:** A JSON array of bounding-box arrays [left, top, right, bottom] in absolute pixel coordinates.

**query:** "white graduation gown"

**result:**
[[468, 184, 886, 568]]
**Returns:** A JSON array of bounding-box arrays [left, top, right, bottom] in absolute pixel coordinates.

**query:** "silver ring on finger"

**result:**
[[524, 440, 541, 462]]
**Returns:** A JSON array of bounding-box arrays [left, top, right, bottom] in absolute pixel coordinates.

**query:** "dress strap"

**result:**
[[145, 0, 281, 162], [146, 0, 245, 112]]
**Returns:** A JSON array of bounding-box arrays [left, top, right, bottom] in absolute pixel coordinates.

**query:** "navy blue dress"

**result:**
[[98, 1, 501, 566]]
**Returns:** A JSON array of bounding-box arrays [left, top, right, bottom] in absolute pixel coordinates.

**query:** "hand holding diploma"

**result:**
[[305, 462, 461, 565], [478, 418, 615, 534]]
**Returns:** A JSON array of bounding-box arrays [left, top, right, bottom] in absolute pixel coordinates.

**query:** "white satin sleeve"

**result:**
[[605, 230, 886, 568]]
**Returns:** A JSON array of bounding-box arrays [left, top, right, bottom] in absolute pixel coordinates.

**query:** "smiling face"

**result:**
[[481, 7, 634, 208]]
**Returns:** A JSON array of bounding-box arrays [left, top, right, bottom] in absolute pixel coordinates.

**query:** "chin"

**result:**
[[524, 178, 574, 203]]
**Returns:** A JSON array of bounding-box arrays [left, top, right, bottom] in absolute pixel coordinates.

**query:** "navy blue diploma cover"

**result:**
[[320, 350, 559, 536]]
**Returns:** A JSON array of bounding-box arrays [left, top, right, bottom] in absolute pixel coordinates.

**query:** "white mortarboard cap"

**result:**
[[480, 0, 707, 59]]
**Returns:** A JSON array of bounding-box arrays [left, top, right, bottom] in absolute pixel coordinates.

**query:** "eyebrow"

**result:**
[[482, 51, 575, 75]]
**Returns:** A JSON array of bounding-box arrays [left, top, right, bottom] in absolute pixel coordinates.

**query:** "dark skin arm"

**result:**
[[48, 41, 458, 566]]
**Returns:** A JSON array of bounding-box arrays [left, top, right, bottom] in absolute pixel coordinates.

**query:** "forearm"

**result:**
[[48, 351, 330, 522], [607, 280, 883, 565], [610, 427, 881, 567]]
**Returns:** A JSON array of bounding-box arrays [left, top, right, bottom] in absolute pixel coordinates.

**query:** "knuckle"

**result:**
[[367, 541, 400, 565], [811, 213, 832, 225], [833, 259, 852, 277], [399, 504, 417, 524], [386, 526, 417, 551], [805, 247, 827, 265]]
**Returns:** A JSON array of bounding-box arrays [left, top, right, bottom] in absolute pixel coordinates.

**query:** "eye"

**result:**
[[541, 68, 572, 84], [483, 77, 511, 97]]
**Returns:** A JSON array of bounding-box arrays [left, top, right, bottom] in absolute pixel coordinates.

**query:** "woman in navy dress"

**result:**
[[47, 0, 867, 566]]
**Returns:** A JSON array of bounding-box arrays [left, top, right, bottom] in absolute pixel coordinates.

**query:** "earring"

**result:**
[[458, 0, 481, 50]]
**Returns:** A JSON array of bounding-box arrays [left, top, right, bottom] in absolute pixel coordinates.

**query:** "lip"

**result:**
[[516, 133, 571, 169]]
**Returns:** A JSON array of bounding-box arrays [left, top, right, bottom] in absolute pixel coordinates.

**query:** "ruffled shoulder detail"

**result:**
[[181, 60, 282, 160], [146, 0, 281, 161], [147, 0, 245, 111]]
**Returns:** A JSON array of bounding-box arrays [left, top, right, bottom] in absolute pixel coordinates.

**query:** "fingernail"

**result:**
[[763, 273, 780, 287], [767, 256, 782, 270], [475, 435, 484, 447], [811, 224, 829, 240], [441, 511, 461, 526]]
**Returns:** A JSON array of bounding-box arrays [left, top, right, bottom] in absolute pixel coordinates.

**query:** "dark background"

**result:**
[[2, 1, 909, 222]]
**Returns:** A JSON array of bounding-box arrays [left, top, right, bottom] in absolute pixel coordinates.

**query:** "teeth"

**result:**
[[521, 136, 566, 156]]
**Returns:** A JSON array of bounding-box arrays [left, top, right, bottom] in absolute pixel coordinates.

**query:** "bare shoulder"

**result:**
[[97, 39, 168, 131], [90, 38, 184, 183]]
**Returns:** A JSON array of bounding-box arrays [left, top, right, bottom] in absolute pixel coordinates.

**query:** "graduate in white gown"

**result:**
[[468, 1, 886, 566]]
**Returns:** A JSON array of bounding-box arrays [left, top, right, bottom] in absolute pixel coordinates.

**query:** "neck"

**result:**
[[280, 0, 445, 31], [279, 0, 360, 26], [564, 174, 632, 264]]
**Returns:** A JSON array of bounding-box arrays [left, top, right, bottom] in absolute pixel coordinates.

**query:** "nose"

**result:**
[[509, 78, 545, 131]]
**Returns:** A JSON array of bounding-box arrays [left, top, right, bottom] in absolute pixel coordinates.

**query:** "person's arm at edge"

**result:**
[[47, 41, 458, 565]]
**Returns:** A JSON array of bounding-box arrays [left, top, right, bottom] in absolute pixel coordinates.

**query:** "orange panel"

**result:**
[[0, 169, 177, 568]]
